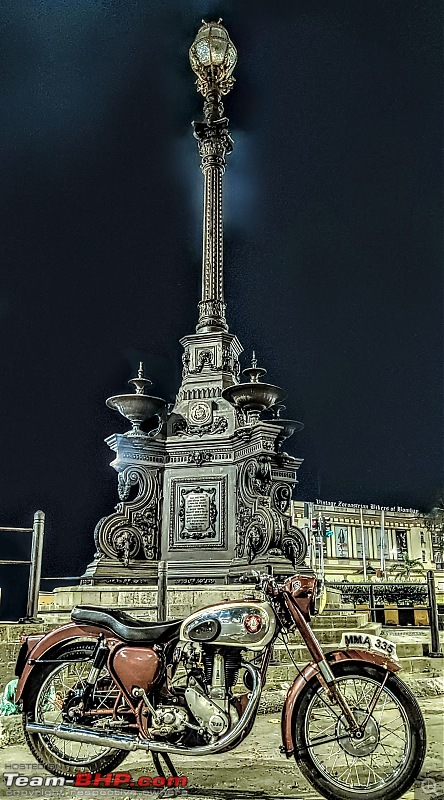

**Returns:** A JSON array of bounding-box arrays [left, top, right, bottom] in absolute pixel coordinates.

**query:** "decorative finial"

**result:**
[[128, 362, 152, 395], [242, 353, 267, 384]]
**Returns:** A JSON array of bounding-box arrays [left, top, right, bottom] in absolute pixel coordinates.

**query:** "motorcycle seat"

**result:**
[[71, 605, 182, 644]]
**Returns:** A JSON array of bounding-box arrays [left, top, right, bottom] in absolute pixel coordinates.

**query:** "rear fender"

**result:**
[[15, 622, 123, 704], [15, 634, 46, 679], [280, 648, 401, 757]]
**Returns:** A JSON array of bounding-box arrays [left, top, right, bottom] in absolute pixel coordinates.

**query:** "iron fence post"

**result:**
[[157, 560, 168, 622], [427, 569, 443, 657], [25, 510, 45, 622]]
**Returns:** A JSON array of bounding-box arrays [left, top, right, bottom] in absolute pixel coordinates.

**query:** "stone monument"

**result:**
[[82, 21, 307, 586]]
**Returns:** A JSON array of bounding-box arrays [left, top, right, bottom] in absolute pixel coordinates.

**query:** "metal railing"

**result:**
[[41, 560, 169, 622], [0, 510, 45, 622], [328, 570, 443, 657]]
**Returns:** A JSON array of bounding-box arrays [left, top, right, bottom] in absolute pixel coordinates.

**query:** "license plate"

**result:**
[[339, 631, 398, 661]]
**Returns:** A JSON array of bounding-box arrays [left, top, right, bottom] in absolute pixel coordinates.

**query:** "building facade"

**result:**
[[292, 500, 440, 584]]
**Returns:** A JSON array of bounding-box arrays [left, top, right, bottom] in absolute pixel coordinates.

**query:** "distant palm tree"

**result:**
[[389, 553, 425, 582]]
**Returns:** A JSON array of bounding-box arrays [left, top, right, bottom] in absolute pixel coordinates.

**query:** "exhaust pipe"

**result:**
[[27, 662, 260, 757], [26, 723, 138, 752]]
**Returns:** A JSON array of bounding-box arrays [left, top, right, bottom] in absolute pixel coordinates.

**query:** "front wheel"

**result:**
[[292, 661, 426, 800]]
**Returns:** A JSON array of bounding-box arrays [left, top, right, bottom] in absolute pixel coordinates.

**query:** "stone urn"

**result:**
[[106, 362, 166, 436]]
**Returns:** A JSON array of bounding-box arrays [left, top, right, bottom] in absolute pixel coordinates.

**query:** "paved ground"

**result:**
[[0, 695, 442, 800]]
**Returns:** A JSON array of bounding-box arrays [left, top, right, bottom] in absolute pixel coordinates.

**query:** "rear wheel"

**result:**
[[292, 661, 426, 800], [23, 643, 128, 778]]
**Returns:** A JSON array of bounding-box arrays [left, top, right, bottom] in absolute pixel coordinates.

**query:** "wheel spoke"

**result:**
[[34, 651, 116, 766], [380, 724, 407, 743], [330, 748, 341, 773]]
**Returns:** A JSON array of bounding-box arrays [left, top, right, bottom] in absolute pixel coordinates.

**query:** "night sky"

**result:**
[[0, 1, 442, 591]]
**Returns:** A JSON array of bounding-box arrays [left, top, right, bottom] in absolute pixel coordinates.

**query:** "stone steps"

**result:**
[[0, 622, 53, 642], [286, 622, 382, 645], [312, 612, 369, 629]]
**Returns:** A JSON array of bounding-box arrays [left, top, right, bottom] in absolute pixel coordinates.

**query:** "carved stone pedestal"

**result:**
[[83, 382, 307, 585]]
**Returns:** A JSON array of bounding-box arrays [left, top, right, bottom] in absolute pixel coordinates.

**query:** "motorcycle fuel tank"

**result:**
[[180, 600, 277, 651]]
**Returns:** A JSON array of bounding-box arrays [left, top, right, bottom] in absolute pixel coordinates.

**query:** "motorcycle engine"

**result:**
[[150, 705, 189, 737], [185, 679, 230, 737], [177, 642, 240, 742]]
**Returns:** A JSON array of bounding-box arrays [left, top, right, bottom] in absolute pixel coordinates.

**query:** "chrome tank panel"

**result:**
[[180, 601, 276, 651]]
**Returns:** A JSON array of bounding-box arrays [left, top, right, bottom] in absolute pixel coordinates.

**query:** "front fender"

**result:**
[[280, 648, 400, 757], [15, 622, 122, 703]]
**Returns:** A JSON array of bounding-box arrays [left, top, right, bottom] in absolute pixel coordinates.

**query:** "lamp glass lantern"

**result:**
[[189, 21, 237, 94]]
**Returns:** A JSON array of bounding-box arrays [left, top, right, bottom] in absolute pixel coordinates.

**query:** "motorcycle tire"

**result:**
[[292, 660, 426, 800], [23, 642, 128, 778]]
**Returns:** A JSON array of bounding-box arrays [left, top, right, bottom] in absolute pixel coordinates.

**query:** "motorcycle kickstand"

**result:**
[[151, 750, 178, 778], [152, 751, 182, 798]]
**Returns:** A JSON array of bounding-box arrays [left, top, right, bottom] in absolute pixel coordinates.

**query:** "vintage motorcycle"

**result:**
[[15, 571, 426, 800]]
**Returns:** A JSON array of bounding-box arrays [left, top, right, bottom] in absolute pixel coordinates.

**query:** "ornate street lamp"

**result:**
[[188, 20, 237, 333]]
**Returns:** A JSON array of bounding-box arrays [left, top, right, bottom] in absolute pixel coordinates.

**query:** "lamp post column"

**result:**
[[194, 112, 233, 333]]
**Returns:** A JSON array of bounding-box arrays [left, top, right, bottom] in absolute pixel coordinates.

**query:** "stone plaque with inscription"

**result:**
[[184, 489, 212, 534], [180, 486, 216, 539], [169, 477, 226, 549]]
